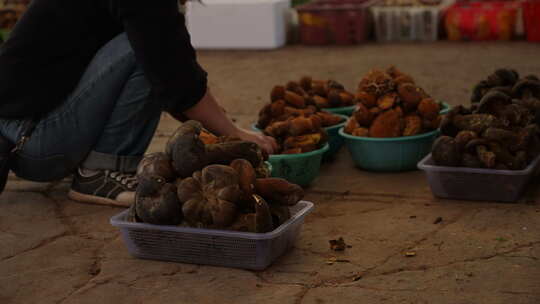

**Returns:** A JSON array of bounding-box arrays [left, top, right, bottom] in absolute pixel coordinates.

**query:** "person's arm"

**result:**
[[116, 0, 207, 114], [180, 88, 278, 154]]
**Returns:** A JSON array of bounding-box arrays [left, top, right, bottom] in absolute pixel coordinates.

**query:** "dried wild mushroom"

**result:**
[[166, 120, 207, 178], [136, 152, 176, 182], [403, 115, 422, 136], [166, 121, 266, 177], [257, 77, 349, 154], [359, 69, 395, 97], [369, 109, 402, 138], [346, 67, 440, 138], [178, 165, 242, 229], [432, 136, 461, 167], [356, 91, 378, 108], [254, 178, 304, 206], [135, 177, 183, 225], [435, 69, 540, 170], [229, 194, 273, 233], [418, 98, 440, 120]]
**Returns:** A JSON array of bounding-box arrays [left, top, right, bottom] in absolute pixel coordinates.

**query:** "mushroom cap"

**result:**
[[524, 75, 540, 82], [477, 91, 511, 115], [461, 153, 483, 168], [254, 177, 304, 206], [471, 80, 491, 104], [432, 136, 461, 167], [136, 152, 176, 182], [179, 165, 242, 228], [465, 138, 490, 153], [482, 127, 518, 144], [454, 130, 478, 150], [135, 181, 182, 225], [488, 86, 513, 97], [327, 80, 345, 91], [165, 120, 203, 156], [512, 79, 540, 99], [488, 68, 519, 87]]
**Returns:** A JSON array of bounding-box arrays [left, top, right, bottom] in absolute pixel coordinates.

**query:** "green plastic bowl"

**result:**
[[321, 105, 356, 116], [268, 144, 329, 186], [322, 101, 449, 117], [251, 116, 347, 160], [339, 128, 440, 172], [323, 114, 348, 160], [439, 101, 451, 115]]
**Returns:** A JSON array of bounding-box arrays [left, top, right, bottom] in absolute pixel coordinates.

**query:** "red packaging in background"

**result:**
[[296, 0, 373, 45], [523, 0, 540, 42], [444, 1, 519, 41]]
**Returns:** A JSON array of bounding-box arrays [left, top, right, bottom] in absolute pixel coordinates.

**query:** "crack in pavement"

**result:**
[[55, 236, 119, 304], [346, 209, 471, 280], [358, 240, 540, 280], [0, 231, 69, 263]]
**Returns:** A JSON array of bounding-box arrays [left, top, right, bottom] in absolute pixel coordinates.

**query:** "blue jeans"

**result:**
[[0, 34, 162, 182]]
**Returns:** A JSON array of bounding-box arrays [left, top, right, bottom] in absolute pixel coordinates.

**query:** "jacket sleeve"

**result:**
[[115, 0, 207, 113]]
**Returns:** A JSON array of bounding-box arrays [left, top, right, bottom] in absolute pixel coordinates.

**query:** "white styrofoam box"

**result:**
[[186, 0, 291, 49]]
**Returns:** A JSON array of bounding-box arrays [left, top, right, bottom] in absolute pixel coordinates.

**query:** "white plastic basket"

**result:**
[[110, 201, 314, 270], [370, 6, 440, 41], [418, 154, 540, 203]]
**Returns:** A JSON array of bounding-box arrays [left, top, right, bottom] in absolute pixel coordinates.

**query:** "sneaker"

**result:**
[[68, 168, 137, 207]]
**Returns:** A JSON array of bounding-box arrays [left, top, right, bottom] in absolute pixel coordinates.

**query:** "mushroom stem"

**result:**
[[476, 145, 496, 168]]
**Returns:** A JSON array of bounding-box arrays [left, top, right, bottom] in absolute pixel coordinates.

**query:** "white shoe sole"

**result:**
[[68, 190, 132, 208]]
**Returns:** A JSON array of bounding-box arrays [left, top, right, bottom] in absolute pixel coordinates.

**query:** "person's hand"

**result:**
[[233, 128, 278, 155]]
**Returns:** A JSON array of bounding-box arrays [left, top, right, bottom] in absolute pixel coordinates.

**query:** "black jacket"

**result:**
[[0, 0, 207, 119]]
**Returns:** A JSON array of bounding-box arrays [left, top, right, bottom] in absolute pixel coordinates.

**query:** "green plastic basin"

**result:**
[[321, 105, 356, 116], [251, 115, 346, 160], [439, 101, 451, 115], [322, 114, 347, 160], [268, 144, 329, 186], [339, 128, 440, 172]]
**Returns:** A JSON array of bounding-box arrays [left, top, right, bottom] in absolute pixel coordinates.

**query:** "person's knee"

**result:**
[[100, 33, 138, 68]]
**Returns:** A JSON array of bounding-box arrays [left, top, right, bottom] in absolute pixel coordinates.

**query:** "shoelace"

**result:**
[[107, 171, 138, 190]]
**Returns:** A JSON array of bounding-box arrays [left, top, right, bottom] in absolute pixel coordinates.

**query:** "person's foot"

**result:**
[[68, 168, 137, 207]]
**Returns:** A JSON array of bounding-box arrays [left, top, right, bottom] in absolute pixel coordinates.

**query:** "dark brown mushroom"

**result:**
[[254, 178, 304, 206], [135, 177, 182, 225], [454, 130, 478, 152], [465, 139, 496, 168], [166, 120, 207, 178], [477, 91, 511, 117], [230, 159, 256, 210], [471, 80, 491, 104], [270, 204, 291, 228], [487, 68, 519, 87], [461, 153, 483, 168], [136, 152, 176, 182], [482, 127, 519, 147], [453, 113, 502, 134], [512, 79, 540, 101], [178, 165, 242, 229], [432, 136, 461, 167], [229, 194, 274, 233]]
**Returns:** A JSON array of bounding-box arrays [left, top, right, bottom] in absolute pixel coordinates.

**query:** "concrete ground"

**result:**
[[2, 42, 540, 304]]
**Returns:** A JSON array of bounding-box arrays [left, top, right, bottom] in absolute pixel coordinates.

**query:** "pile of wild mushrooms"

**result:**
[[129, 120, 304, 233], [257, 77, 346, 154], [344, 66, 441, 137], [432, 69, 540, 170]]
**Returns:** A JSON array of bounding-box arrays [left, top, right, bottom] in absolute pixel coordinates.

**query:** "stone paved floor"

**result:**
[[1, 42, 540, 304]]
